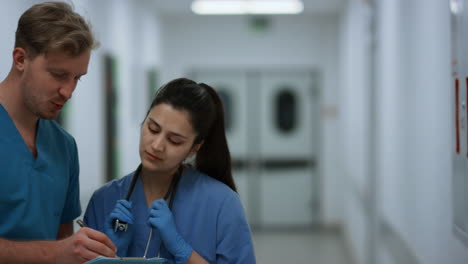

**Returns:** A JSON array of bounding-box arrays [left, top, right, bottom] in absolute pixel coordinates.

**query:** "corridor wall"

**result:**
[[339, 0, 468, 263]]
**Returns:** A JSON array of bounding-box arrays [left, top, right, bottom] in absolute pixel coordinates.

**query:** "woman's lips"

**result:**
[[146, 151, 162, 161]]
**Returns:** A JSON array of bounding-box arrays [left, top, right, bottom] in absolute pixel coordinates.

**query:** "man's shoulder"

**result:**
[[42, 119, 72, 137], [41, 119, 75, 145]]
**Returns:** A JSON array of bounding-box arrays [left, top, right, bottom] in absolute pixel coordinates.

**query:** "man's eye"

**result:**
[[52, 73, 67, 80]]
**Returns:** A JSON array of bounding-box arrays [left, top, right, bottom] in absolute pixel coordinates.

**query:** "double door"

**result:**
[[191, 69, 320, 229]]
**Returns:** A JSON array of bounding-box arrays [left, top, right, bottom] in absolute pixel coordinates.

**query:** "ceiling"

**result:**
[[151, 0, 345, 16]]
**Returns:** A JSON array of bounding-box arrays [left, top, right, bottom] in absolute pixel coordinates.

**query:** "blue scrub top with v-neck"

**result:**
[[84, 166, 256, 264], [0, 105, 81, 240]]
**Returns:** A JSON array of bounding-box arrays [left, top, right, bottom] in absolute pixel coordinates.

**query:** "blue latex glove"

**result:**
[[104, 200, 135, 256], [147, 199, 192, 264]]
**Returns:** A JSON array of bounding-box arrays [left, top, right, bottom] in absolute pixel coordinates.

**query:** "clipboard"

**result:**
[[85, 257, 166, 264]]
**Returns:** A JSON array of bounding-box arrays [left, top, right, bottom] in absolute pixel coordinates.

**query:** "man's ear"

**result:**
[[12, 48, 27, 71], [187, 140, 204, 158]]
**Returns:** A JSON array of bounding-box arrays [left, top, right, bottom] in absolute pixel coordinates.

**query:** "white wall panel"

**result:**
[[452, 0, 468, 251], [233, 169, 250, 220], [260, 168, 316, 226]]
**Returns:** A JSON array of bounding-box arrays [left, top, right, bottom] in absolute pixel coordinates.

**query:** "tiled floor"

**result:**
[[252, 230, 353, 264]]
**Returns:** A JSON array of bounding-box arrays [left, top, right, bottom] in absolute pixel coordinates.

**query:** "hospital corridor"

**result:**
[[1, 0, 468, 263]]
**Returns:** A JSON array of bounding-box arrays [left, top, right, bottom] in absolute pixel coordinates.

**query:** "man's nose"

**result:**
[[59, 80, 77, 100]]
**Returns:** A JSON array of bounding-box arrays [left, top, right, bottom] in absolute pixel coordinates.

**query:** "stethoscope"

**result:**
[[113, 163, 183, 258]]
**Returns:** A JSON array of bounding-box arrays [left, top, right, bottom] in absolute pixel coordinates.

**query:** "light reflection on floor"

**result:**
[[252, 230, 352, 264]]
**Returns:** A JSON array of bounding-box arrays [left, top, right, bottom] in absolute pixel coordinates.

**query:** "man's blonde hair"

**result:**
[[15, 1, 98, 58]]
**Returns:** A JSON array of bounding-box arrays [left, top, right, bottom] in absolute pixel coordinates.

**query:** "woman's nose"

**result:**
[[151, 135, 165, 151]]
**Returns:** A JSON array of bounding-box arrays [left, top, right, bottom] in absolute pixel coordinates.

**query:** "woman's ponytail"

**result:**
[[195, 84, 236, 192]]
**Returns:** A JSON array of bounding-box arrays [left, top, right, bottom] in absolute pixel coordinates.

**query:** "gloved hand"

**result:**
[[147, 199, 193, 264], [104, 200, 135, 256]]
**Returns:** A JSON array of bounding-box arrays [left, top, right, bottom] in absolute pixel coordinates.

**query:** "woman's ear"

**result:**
[[187, 140, 204, 158]]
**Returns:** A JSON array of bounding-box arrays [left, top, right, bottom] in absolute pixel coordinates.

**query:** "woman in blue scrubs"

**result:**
[[84, 78, 256, 264]]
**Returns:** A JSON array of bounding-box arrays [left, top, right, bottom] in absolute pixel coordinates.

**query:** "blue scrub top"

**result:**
[[84, 166, 256, 264], [0, 105, 81, 240]]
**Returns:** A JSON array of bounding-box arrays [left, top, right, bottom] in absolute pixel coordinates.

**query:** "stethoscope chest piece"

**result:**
[[112, 164, 183, 235], [114, 219, 129, 232]]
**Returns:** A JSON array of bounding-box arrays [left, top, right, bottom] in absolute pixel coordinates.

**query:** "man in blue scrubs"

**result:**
[[0, 2, 116, 263]]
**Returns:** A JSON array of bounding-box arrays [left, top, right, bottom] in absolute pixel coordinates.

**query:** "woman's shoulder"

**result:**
[[91, 173, 134, 201], [183, 166, 239, 203], [183, 167, 249, 226]]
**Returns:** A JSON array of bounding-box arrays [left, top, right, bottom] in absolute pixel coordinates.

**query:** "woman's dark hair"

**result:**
[[146, 78, 236, 192]]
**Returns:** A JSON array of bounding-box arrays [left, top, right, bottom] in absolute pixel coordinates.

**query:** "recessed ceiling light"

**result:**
[[191, 0, 304, 15]]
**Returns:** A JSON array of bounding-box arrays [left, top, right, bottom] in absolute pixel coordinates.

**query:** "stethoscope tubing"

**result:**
[[118, 164, 183, 258], [125, 164, 182, 205]]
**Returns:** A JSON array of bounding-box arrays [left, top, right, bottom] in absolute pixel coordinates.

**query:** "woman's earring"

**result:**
[[184, 156, 195, 165]]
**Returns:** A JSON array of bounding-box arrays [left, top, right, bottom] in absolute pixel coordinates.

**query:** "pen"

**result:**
[[77, 219, 87, 228], [76, 219, 122, 259]]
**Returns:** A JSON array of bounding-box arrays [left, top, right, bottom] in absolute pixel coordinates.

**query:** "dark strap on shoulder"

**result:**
[[165, 165, 184, 209], [126, 164, 183, 209], [125, 164, 142, 201]]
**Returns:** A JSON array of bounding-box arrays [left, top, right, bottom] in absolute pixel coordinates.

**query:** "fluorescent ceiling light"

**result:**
[[191, 0, 304, 15], [450, 0, 463, 14]]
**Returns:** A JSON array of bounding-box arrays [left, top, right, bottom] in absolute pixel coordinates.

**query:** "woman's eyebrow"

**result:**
[[148, 118, 160, 127], [148, 117, 188, 139]]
